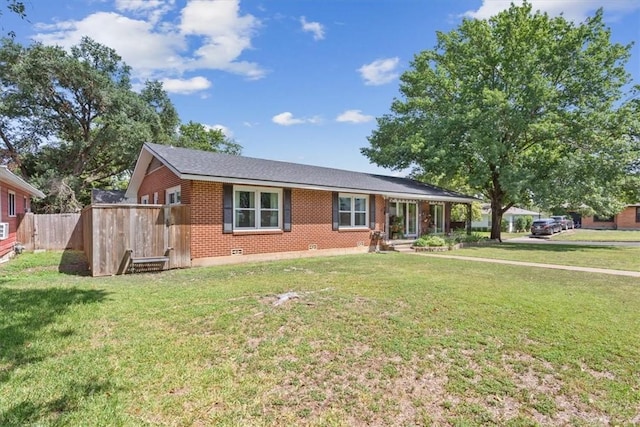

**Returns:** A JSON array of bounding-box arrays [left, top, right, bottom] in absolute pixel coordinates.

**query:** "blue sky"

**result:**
[[4, 0, 640, 175]]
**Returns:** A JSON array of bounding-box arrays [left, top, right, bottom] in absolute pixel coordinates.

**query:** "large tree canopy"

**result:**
[[363, 3, 640, 239], [0, 36, 242, 212]]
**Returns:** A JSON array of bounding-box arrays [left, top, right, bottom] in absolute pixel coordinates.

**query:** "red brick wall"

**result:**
[[581, 215, 615, 229], [0, 183, 33, 257], [582, 206, 640, 230], [190, 181, 385, 259], [137, 165, 191, 205], [616, 206, 640, 230]]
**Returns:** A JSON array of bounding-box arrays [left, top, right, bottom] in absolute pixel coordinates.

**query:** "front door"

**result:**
[[390, 201, 418, 238]]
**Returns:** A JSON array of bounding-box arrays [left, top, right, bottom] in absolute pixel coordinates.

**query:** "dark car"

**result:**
[[531, 218, 562, 236], [550, 215, 575, 230]]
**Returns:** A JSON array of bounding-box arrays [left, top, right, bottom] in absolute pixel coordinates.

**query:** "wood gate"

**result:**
[[82, 205, 190, 276]]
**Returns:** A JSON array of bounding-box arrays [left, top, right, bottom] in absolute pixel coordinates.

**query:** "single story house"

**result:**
[[472, 204, 541, 232], [0, 166, 45, 258], [582, 205, 640, 230], [125, 143, 477, 266]]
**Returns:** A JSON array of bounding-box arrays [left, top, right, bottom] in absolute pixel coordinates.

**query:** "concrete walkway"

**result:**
[[410, 252, 640, 278]]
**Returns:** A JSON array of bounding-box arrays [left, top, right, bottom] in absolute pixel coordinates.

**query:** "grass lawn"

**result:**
[[434, 242, 640, 272], [2, 251, 640, 426], [551, 229, 640, 242], [477, 231, 530, 240]]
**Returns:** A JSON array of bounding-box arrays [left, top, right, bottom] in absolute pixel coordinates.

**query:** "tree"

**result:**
[[1, 37, 173, 210], [177, 121, 242, 155], [1, 0, 26, 38], [362, 3, 640, 240]]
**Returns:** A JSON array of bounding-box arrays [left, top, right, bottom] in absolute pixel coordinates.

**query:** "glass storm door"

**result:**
[[390, 201, 418, 238]]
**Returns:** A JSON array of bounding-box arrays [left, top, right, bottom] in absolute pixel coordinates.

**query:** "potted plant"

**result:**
[[390, 216, 404, 239]]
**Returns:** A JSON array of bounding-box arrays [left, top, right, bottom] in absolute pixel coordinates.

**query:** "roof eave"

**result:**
[[0, 166, 45, 198], [180, 173, 478, 203]]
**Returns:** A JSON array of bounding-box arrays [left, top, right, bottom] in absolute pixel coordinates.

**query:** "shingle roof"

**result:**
[[139, 143, 476, 202]]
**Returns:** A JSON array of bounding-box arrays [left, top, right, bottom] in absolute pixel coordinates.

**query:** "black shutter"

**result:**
[[223, 184, 233, 234], [369, 195, 376, 229], [283, 188, 292, 232], [332, 192, 339, 230]]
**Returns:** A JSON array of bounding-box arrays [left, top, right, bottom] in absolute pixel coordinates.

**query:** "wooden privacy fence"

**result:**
[[17, 212, 83, 251], [83, 204, 190, 277]]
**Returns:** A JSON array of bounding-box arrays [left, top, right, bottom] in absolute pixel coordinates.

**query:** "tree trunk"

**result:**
[[490, 197, 502, 241]]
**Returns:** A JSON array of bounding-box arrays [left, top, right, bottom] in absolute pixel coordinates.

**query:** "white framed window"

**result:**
[[234, 186, 282, 230], [141, 195, 149, 204], [166, 186, 181, 205], [339, 193, 368, 228], [23, 196, 27, 213], [153, 192, 159, 204], [8, 191, 16, 217]]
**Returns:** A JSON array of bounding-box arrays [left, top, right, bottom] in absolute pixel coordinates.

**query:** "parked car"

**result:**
[[550, 215, 575, 230], [530, 218, 562, 236]]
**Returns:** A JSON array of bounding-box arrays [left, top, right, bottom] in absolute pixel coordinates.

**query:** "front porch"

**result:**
[[384, 198, 472, 240]]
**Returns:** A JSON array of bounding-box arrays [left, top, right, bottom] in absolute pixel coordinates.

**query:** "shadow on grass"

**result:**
[[58, 249, 90, 276], [0, 378, 119, 426], [0, 287, 108, 383]]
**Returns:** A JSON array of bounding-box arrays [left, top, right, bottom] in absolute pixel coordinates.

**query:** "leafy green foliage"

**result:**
[[414, 235, 446, 247], [363, 2, 640, 240], [0, 37, 243, 212], [177, 121, 242, 154]]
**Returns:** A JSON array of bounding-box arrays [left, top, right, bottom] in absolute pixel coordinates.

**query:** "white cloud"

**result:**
[[300, 16, 325, 40], [32, 0, 264, 82], [272, 112, 321, 126], [205, 123, 234, 138], [336, 109, 374, 124], [358, 57, 400, 86], [161, 76, 211, 94], [114, 0, 175, 25], [462, 0, 640, 22]]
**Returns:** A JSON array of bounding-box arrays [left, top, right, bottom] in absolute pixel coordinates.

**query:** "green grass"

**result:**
[[477, 231, 530, 240], [551, 229, 640, 242], [1, 251, 640, 426], [434, 242, 640, 272]]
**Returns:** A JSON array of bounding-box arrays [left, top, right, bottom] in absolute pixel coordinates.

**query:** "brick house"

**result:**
[[125, 143, 476, 266], [582, 205, 640, 230], [0, 166, 45, 257]]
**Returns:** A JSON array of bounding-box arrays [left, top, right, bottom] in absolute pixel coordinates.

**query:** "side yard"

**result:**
[[1, 251, 639, 426]]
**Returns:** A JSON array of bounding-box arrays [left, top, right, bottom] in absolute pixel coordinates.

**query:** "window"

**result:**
[[636, 207, 640, 223], [141, 195, 149, 204], [153, 192, 159, 204], [594, 215, 613, 222], [8, 191, 15, 217], [24, 196, 27, 213], [338, 194, 368, 228], [234, 186, 281, 230], [166, 186, 181, 205]]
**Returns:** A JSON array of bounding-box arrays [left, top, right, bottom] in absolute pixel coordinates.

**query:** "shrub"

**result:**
[[515, 216, 527, 232], [501, 219, 510, 232], [524, 215, 533, 231], [414, 236, 446, 247]]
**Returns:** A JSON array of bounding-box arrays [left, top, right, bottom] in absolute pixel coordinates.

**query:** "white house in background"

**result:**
[[472, 204, 542, 232]]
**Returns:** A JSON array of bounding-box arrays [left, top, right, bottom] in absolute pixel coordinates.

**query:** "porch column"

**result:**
[[444, 202, 451, 234], [466, 203, 472, 235]]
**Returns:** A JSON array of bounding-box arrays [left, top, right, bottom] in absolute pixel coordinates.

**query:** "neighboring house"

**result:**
[[582, 205, 640, 230], [0, 166, 45, 257], [125, 143, 477, 266], [472, 204, 541, 232]]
